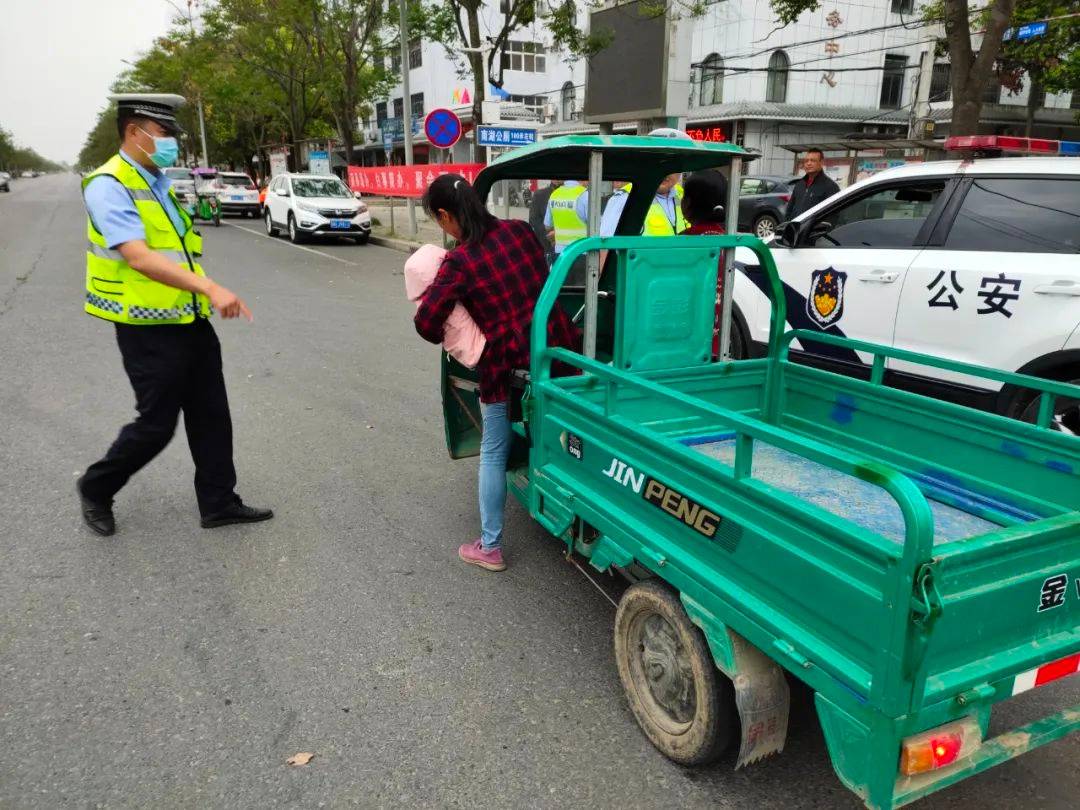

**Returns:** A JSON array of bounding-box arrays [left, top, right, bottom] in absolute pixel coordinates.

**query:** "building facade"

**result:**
[[360, 1, 1078, 174]]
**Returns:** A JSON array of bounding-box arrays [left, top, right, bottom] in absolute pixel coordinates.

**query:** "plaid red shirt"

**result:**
[[414, 218, 580, 403]]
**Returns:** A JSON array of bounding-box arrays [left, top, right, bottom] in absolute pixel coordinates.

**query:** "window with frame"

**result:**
[[766, 50, 789, 103], [699, 53, 723, 106], [411, 92, 424, 119], [508, 94, 545, 118], [561, 82, 577, 121], [500, 40, 547, 73], [944, 178, 1080, 254], [393, 98, 404, 120], [375, 101, 387, 125], [391, 50, 401, 74], [890, 0, 914, 13], [740, 178, 767, 195], [813, 181, 946, 248], [930, 63, 951, 101], [880, 55, 907, 109], [409, 38, 422, 69]]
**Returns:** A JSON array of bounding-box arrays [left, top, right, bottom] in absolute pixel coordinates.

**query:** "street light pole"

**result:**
[[399, 0, 417, 238]]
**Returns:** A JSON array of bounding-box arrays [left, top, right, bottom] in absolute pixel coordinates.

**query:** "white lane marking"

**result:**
[[223, 220, 360, 266]]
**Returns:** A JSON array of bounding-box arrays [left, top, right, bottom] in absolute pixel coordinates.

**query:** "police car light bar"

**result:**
[[944, 135, 1080, 156]]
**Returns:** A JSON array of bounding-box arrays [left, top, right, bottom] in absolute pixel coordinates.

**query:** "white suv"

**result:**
[[264, 173, 372, 245], [731, 151, 1080, 431]]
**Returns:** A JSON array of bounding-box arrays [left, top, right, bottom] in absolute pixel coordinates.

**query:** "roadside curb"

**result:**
[[369, 233, 423, 253]]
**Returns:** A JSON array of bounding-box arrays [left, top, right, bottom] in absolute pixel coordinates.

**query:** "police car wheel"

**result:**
[[264, 209, 278, 237], [753, 214, 778, 239], [1016, 379, 1080, 435], [614, 579, 734, 766]]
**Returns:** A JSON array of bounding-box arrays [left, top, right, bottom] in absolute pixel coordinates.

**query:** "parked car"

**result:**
[[729, 139, 1080, 431], [0, 172, 10, 192], [163, 166, 196, 199], [263, 173, 372, 244], [736, 175, 794, 239], [20, 170, 34, 178]]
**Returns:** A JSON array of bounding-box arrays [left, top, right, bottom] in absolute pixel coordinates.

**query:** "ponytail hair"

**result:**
[[421, 174, 497, 244]]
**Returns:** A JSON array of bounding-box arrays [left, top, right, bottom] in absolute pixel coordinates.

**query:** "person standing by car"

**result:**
[[784, 148, 839, 221], [416, 174, 579, 573], [77, 93, 273, 536]]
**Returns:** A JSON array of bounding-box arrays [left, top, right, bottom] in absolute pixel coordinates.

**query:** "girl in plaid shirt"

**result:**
[[416, 175, 578, 572]]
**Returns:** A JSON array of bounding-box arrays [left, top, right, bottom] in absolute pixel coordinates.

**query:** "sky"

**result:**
[[0, 1, 176, 164]]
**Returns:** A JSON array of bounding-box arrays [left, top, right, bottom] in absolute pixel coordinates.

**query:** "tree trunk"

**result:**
[[943, 0, 1016, 137], [1024, 78, 1040, 137]]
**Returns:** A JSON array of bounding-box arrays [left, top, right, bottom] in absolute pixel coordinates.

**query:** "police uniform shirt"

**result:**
[[84, 150, 186, 248], [542, 180, 590, 253], [598, 186, 680, 237]]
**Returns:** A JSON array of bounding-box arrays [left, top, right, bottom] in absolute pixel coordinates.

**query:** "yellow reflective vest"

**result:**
[[549, 184, 587, 247], [644, 186, 686, 236], [83, 154, 211, 324]]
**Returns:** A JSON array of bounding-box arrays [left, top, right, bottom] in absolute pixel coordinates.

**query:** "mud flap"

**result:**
[[729, 630, 791, 768]]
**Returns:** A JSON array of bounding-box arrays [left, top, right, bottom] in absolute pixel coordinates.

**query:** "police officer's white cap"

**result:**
[[109, 93, 187, 135]]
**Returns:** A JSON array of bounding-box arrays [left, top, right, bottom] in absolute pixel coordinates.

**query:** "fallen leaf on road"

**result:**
[[287, 752, 315, 766]]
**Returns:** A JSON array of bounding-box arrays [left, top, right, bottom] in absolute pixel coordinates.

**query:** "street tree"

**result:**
[[0, 127, 63, 173], [994, 1, 1079, 134], [411, 0, 607, 153], [205, 0, 332, 165], [305, 0, 395, 164]]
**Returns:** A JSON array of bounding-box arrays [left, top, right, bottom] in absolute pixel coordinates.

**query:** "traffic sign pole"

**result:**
[[399, 0, 416, 238]]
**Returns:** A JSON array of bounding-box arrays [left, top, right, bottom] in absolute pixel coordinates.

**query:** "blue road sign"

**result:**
[[424, 108, 462, 149], [477, 126, 537, 148], [1016, 21, 1048, 41]]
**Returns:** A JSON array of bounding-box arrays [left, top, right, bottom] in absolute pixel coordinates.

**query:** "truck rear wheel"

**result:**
[[614, 580, 734, 765]]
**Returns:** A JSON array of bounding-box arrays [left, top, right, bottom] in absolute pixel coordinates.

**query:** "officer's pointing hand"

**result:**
[[208, 282, 254, 322]]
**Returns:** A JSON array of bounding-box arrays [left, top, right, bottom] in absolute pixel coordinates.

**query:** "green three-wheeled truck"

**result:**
[[438, 136, 1079, 809]]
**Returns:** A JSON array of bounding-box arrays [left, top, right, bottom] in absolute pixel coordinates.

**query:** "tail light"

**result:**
[[899, 717, 981, 776], [779, 194, 791, 202]]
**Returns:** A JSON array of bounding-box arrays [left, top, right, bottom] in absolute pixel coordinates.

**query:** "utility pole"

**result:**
[[399, 0, 417, 238]]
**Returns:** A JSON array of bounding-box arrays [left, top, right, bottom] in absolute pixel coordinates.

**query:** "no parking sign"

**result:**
[[424, 108, 462, 150]]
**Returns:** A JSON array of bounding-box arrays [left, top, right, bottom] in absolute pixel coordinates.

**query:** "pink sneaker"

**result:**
[[458, 540, 507, 572]]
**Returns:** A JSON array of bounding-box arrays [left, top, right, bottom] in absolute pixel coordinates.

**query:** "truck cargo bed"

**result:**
[[683, 432, 1008, 545]]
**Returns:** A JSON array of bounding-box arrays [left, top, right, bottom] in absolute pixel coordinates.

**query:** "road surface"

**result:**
[[1, 173, 1076, 808]]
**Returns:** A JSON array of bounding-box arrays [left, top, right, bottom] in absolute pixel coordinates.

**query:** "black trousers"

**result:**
[[81, 319, 238, 517]]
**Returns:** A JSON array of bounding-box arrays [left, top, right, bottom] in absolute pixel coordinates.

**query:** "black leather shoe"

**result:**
[[77, 477, 115, 537], [200, 501, 274, 529]]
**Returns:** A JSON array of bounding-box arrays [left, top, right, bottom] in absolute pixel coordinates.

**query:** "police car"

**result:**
[[730, 136, 1080, 432]]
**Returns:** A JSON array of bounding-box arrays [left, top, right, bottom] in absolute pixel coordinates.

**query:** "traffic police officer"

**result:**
[[76, 93, 272, 536], [598, 174, 686, 237]]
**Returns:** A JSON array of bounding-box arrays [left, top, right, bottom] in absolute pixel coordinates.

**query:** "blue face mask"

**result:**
[[138, 127, 180, 168]]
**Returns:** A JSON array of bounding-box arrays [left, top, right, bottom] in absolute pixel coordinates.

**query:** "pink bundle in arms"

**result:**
[[404, 244, 486, 368]]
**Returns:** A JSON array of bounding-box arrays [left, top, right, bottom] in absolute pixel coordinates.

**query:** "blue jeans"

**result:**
[[479, 401, 512, 551]]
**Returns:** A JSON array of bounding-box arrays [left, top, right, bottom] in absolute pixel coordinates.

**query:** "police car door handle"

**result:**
[[859, 270, 899, 283], [1033, 281, 1080, 297]]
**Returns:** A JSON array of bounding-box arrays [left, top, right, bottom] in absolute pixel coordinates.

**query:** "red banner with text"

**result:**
[[347, 163, 485, 198]]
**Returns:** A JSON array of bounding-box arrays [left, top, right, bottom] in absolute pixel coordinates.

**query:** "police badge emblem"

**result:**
[[807, 267, 847, 327]]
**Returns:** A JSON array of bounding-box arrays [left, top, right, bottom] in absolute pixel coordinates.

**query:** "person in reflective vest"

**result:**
[[643, 173, 686, 235], [77, 93, 273, 537], [543, 180, 588, 255], [596, 175, 686, 238]]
